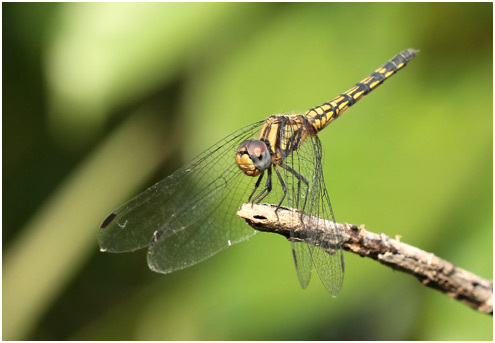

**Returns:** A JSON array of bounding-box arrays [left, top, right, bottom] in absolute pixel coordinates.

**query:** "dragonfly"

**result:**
[[99, 49, 418, 296]]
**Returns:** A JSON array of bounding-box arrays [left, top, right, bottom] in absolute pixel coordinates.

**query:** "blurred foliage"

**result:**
[[3, 2, 492, 340]]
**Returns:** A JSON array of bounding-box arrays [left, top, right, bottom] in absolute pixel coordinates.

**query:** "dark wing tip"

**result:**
[[100, 212, 117, 229], [149, 229, 164, 246]]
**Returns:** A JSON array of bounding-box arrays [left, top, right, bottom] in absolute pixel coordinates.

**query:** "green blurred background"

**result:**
[[3, 2, 492, 340]]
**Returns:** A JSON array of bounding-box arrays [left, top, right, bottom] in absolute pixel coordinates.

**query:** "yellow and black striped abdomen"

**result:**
[[305, 49, 418, 132]]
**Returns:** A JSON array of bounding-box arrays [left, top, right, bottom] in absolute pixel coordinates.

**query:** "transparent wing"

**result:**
[[303, 134, 345, 296], [290, 241, 313, 289], [98, 121, 264, 273], [277, 118, 344, 295], [147, 161, 259, 273]]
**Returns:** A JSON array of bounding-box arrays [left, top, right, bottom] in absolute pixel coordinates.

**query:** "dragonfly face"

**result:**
[[235, 140, 271, 176]]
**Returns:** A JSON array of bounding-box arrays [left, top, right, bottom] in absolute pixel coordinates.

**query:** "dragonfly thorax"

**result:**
[[236, 140, 272, 177]]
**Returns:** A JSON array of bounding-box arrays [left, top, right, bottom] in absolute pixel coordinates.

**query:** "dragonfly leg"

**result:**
[[280, 162, 309, 212], [248, 172, 264, 202], [250, 167, 272, 203], [273, 165, 288, 211]]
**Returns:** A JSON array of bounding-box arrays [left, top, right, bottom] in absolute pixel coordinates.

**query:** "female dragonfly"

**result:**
[[99, 49, 418, 296]]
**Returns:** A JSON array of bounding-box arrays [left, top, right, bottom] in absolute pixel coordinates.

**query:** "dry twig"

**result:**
[[237, 203, 493, 315]]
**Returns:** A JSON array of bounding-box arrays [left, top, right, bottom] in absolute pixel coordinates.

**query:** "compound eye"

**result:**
[[236, 141, 250, 158], [235, 140, 271, 176], [245, 140, 271, 171]]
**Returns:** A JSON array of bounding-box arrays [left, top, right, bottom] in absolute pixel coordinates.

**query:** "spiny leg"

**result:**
[[280, 162, 309, 213], [251, 167, 273, 204], [248, 172, 264, 202], [273, 165, 288, 210]]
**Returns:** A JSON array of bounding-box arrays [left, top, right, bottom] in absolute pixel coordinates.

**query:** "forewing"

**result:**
[[147, 161, 257, 273], [98, 121, 264, 267]]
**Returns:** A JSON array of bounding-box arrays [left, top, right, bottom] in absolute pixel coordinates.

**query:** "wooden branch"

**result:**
[[237, 203, 493, 315]]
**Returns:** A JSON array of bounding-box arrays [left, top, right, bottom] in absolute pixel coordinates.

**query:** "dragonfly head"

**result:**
[[236, 140, 271, 177]]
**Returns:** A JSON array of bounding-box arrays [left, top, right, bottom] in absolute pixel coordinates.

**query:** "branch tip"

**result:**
[[237, 203, 493, 315]]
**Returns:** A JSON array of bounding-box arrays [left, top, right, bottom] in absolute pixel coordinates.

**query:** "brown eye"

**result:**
[[235, 140, 271, 175], [245, 140, 271, 171]]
